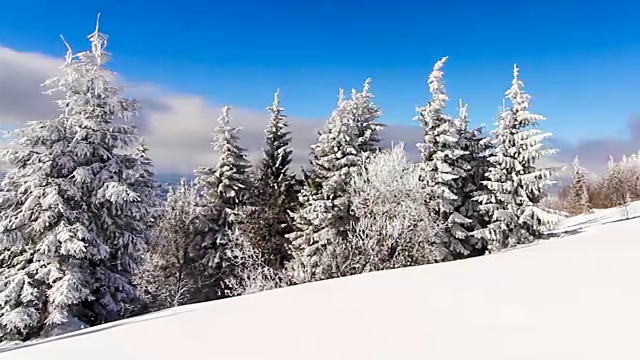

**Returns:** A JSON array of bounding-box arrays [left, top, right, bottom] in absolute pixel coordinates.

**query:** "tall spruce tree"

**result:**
[[287, 89, 361, 282], [193, 106, 251, 299], [129, 139, 162, 226], [0, 18, 157, 340], [258, 90, 295, 197], [473, 64, 561, 252], [453, 99, 491, 256], [237, 90, 298, 270], [348, 78, 384, 153], [196, 106, 251, 208], [414, 57, 473, 258]]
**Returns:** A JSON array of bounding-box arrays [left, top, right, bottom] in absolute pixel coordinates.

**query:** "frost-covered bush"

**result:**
[[133, 179, 213, 312], [610, 154, 640, 201], [599, 153, 640, 218], [288, 144, 448, 282], [224, 230, 288, 297], [347, 144, 449, 270]]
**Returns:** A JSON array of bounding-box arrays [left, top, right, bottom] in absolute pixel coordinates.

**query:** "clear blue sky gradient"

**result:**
[[0, 0, 639, 143]]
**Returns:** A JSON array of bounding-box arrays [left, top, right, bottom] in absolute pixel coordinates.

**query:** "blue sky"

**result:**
[[0, 0, 639, 143]]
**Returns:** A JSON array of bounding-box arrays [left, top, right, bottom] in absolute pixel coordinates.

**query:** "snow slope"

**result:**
[[2, 204, 640, 360]]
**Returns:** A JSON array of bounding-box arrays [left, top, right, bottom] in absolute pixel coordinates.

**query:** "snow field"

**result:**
[[3, 203, 639, 360]]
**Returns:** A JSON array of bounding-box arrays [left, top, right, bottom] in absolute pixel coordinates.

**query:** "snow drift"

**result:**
[[2, 204, 640, 360]]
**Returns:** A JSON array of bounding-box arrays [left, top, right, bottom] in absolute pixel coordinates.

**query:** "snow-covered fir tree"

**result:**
[[0, 18, 157, 341], [452, 99, 491, 256], [258, 90, 295, 193], [237, 90, 298, 270], [347, 78, 384, 153], [287, 89, 362, 282], [193, 105, 251, 299], [414, 57, 476, 258], [196, 106, 251, 208], [128, 139, 162, 225], [473, 64, 562, 252], [567, 156, 591, 215]]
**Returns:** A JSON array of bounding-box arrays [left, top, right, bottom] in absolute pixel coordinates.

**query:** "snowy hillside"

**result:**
[[2, 204, 640, 360]]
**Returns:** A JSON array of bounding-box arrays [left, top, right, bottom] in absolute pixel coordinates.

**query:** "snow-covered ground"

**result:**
[[2, 203, 640, 360]]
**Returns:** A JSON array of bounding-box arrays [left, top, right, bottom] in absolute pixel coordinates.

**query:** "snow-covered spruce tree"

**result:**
[[473, 65, 562, 252], [196, 106, 252, 208], [452, 99, 492, 256], [348, 78, 384, 153], [287, 89, 362, 283], [128, 139, 162, 226], [236, 90, 298, 270], [194, 105, 251, 299], [414, 57, 477, 258], [341, 143, 448, 275], [134, 179, 213, 311], [0, 20, 157, 341], [567, 156, 591, 215]]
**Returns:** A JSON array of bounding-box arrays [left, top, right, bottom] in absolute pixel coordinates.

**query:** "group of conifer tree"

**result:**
[[563, 152, 640, 216], [0, 20, 561, 342]]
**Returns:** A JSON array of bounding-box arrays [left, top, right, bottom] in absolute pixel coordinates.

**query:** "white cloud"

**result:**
[[0, 45, 425, 175], [0, 44, 632, 178]]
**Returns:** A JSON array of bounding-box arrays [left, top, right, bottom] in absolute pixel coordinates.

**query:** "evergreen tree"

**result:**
[[258, 90, 295, 196], [473, 64, 561, 252], [281, 80, 383, 275], [193, 106, 250, 299], [196, 106, 251, 208], [567, 156, 591, 215], [287, 90, 361, 282], [347, 78, 384, 153], [453, 99, 491, 256], [128, 139, 162, 226], [237, 90, 298, 270], [0, 18, 157, 340], [414, 57, 473, 258]]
